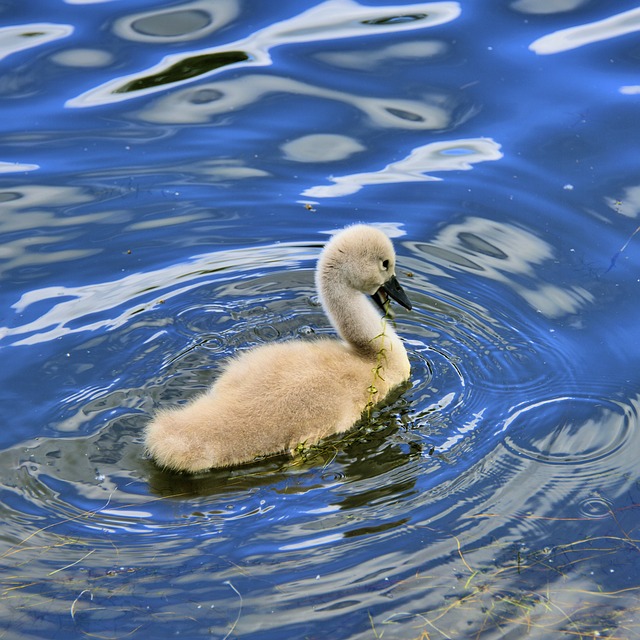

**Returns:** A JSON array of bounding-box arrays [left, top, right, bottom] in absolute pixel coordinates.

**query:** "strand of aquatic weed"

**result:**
[[221, 580, 243, 640], [370, 609, 451, 640], [70, 589, 93, 622], [365, 299, 393, 418], [49, 548, 96, 576], [68, 588, 143, 640]]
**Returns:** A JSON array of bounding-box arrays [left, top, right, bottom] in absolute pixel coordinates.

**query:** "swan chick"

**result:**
[[145, 224, 412, 472]]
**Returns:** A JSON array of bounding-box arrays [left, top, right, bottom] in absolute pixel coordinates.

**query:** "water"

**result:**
[[1, 1, 640, 638]]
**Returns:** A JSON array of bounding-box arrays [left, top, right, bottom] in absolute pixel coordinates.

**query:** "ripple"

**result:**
[[67, 0, 461, 107], [0, 242, 315, 347], [502, 395, 635, 467], [577, 496, 613, 519], [0, 230, 420, 549], [0, 215, 633, 629]]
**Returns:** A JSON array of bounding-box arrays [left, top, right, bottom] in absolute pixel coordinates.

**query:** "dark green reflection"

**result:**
[[114, 50, 249, 94], [362, 14, 428, 25]]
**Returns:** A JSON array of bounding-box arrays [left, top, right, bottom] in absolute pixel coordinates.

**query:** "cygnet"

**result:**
[[145, 224, 411, 472]]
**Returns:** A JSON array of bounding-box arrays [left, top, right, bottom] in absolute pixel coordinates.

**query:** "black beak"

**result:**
[[371, 274, 412, 314]]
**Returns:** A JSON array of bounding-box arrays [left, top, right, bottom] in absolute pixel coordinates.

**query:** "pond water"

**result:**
[[1, 1, 640, 638]]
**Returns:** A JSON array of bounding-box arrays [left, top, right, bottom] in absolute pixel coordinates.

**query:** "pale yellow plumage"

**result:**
[[145, 225, 411, 472]]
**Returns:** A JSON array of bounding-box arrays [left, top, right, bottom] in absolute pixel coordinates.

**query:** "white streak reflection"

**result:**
[[0, 23, 73, 62], [135, 74, 452, 130], [0, 244, 311, 347], [280, 533, 343, 551], [530, 6, 640, 55], [0, 161, 39, 173], [303, 138, 503, 198]]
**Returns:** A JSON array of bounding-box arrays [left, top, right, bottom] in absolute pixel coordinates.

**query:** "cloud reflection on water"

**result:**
[[113, 0, 239, 44], [316, 39, 448, 69], [411, 216, 594, 319], [530, 6, 640, 55], [66, 0, 461, 107], [0, 185, 129, 280], [0, 23, 73, 62], [134, 73, 454, 131], [303, 138, 502, 198], [0, 244, 312, 347], [510, 0, 589, 14], [607, 185, 640, 219], [282, 134, 365, 163]]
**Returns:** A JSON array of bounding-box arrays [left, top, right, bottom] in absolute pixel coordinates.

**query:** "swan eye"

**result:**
[[381, 259, 390, 270]]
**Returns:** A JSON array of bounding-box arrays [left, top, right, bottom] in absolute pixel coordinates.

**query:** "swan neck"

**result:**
[[318, 270, 399, 355]]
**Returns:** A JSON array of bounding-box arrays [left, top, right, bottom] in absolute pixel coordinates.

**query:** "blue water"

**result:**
[[1, 1, 640, 638]]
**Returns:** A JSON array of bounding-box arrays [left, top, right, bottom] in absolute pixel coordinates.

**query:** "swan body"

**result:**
[[145, 224, 411, 472]]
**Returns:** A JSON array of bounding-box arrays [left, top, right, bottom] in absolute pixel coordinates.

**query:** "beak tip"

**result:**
[[379, 274, 412, 312]]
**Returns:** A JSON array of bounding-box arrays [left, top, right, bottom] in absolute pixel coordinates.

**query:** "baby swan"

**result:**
[[145, 224, 412, 472]]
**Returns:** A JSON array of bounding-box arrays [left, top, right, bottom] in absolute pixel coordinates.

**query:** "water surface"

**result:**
[[1, 1, 640, 638]]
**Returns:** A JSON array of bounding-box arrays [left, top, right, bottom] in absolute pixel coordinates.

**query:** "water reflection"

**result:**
[[410, 215, 595, 318], [1, 219, 638, 637], [316, 39, 448, 70], [510, 0, 589, 14], [303, 138, 502, 197], [0, 161, 39, 173], [519, 282, 593, 318], [2, 0, 640, 636], [113, 0, 239, 43], [282, 134, 364, 162], [530, 6, 640, 54], [67, 0, 461, 106], [0, 243, 312, 346], [502, 395, 634, 469], [607, 184, 640, 218], [114, 51, 250, 94], [51, 48, 113, 67], [0, 185, 114, 279], [0, 23, 73, 62], [135, 73, 455, 130]]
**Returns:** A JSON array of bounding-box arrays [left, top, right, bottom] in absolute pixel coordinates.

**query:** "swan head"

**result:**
[[319, 225, 412, 312]]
